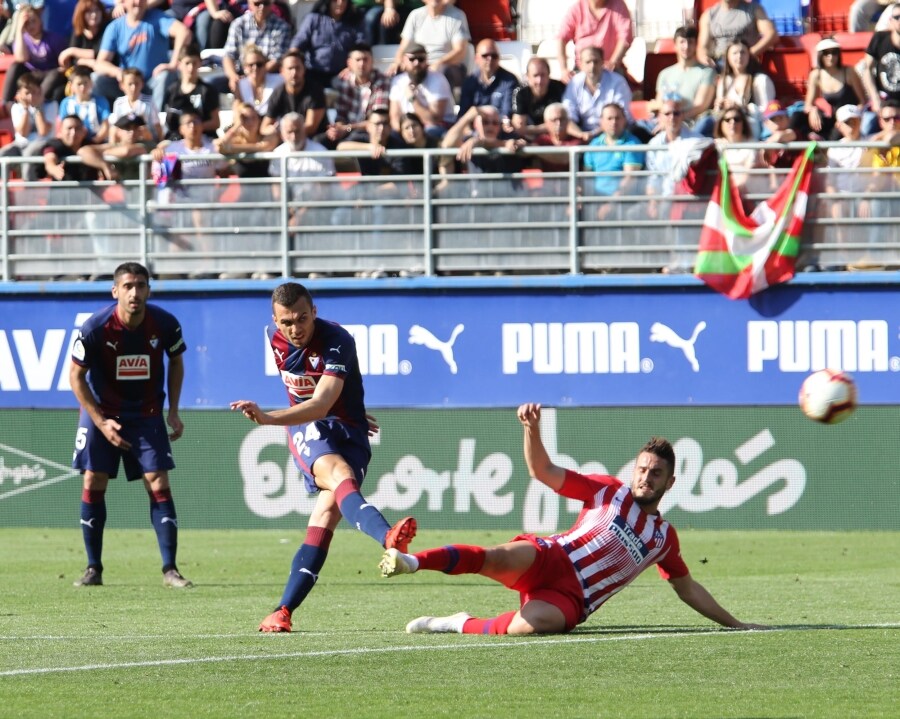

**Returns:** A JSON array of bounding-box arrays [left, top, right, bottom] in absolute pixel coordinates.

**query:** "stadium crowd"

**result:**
[[0, 0, 898, 277]]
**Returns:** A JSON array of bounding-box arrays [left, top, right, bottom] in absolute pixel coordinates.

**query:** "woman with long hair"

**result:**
[[57, 0, 110, 74], [706, 40, 775, 139], [236, 43, 284, 115]]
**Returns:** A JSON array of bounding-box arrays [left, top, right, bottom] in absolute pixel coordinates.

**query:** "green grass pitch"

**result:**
[[1, 528, 897, 718]]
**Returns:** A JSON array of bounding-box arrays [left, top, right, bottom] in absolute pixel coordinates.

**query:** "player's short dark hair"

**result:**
[[349, 42, 372, 55], [640, 437, 676, 473], [114, 262, 150, 282], [272, 282, 313, 310]]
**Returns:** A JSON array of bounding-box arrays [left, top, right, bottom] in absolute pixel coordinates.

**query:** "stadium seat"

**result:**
[[623, 36, 647, 86], [456, 0, 516, 42], [629, 100, 652, 121], [810, 0, 850, 33], [518, 0, 577, 46], [371, 44, 400, 75], [536, 38, 573, 81], [761, 0, 806, 36], [496, 40, 533, 80]]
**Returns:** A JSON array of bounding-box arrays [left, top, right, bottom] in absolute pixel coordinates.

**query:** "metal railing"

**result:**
[[1, 142, 898, 282]]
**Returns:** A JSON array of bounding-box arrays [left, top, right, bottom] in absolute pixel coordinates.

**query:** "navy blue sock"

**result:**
[[149, 488, 178, 571], [279, 527, 334, 612], [80, 489, 106, 571], [334, 478, 391, 545]]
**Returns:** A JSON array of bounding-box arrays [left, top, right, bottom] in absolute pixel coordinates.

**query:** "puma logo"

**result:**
[[408, 324, 465, 374]]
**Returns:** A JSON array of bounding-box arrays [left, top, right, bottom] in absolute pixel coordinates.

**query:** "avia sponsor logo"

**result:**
[[116, 354, 150, 380], [282, 371, 316, 398], [0, 442, 80, 500], [747, 320, 898, 373], [0, 313, 92, 392], [502, 322, 641, 374], [609, 515, 649, 564]]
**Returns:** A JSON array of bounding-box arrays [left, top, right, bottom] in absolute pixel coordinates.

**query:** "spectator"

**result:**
[[2, 5, 67, 104], [261, 50, 328, 139], [108, 67, 163, 143], [713, 105, 758, 191], [582, 102, 643, 219], [868, 98, 900, 141], [170, 0, 237, 51], [59, 65, 111, 143], [0, 73, 57, 181], [57, 0, 111, 77], [326, 41, 391, 146], [642, 97, 702, 272], [388, 42, 455, 138], [291, 0, 366, 88], [269, 111, 334, 233], [395, 112, 440, 176], [355, 0, 417, 46], [556, 0, 633, 82], [562, 46, 632, 142], [93, 0, 192, 112], [440, 104, 526, 177], [100, 113, 157, 179], [337, 105, 405, 174], [457, 38, 519, 123], [798, 38, 865, 141], [697, 0, 778, 69], [531, 102, 583, 172], [825, 104, 874, 247], [652, 26, 716, 129], [222, 0, 292, 95], [388, 0, 471, 89], [861, 11, 900, 135], [849, 0, 895, 32], [43, 114, 114, 180], [511, 57, 566, 141], [236, 42, 285, 115], [864, 101, 900, 253], [699, 40, 775, 139], [162, 43, 221, 140], [215, 99, 279, 176]]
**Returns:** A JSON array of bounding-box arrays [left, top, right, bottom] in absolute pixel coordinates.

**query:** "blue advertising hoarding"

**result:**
[[0, 283, 898, 409]]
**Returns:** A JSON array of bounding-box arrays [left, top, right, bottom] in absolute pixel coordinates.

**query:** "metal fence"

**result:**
[[1, 142, 898, 282]]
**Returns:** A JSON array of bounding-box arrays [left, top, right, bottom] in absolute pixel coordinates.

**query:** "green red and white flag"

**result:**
[[693, 142, 817, 299]]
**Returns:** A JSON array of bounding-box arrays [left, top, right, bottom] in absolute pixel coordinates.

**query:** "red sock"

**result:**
[[82, 489, 105, 503], [414, 545, 486, 574], [462, 612, 517, 635]]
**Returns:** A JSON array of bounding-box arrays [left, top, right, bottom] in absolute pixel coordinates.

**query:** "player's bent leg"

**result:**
[[479, 541, 539, 587], [507, 600, 568, 635]]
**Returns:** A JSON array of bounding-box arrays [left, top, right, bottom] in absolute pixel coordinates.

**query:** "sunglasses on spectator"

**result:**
[[406, 55, 427, 63], [820, 49, 839, 56], [480, 53, 499, 59], [881, 114, 899, 122]]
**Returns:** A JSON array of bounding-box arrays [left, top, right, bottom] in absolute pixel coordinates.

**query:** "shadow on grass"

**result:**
[[572, 623, 899, 636]]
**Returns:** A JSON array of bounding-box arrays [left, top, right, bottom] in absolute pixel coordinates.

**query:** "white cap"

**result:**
[[815, 38, 841, 54], [836, 104, 862, 123]]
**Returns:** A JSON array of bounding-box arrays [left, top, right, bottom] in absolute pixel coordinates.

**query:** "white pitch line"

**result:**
[[2, 624, 898, 677]]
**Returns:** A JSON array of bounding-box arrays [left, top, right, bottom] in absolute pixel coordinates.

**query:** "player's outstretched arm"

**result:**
[[668, 573, 769, 630], [517, 403, 566, 492], [231, 375, 346, 427]]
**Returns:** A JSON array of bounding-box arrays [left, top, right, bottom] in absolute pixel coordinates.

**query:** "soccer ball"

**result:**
[[798, 369, 857, 424]]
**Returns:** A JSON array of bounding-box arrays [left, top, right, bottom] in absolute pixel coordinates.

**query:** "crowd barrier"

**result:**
[[1, 142, 898, 282]]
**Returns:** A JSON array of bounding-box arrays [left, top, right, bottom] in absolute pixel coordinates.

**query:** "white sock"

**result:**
[[402, 552, 419, 572]]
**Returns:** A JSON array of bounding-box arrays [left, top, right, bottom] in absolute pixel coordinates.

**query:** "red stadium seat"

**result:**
[[456, 0, 516, 42]]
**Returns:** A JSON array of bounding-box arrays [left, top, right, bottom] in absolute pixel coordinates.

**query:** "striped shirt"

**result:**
[[551, 470, 689, 618]]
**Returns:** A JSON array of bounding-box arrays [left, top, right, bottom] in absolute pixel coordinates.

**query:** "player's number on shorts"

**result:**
[[75, 427, 88, 451], [292, 423, 321, 458]]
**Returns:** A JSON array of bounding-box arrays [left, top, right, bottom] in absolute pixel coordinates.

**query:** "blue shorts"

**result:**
[[72, 411, 175, 481], [286, 418, 371, 493]]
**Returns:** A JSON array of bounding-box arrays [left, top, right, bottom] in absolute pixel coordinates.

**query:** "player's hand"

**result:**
[[99, 418, 132, 451], [516, 402, 541, 427], [734, 622, 773, 630], [167, 411, 184, 441], [365, 413, 380, 437], [230, 399, 269, 424]]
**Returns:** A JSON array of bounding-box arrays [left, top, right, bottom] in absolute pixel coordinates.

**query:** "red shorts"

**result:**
[[508, 533, 586, 632]]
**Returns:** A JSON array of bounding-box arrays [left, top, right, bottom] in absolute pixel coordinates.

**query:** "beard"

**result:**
[[409, 65, 427, 84]]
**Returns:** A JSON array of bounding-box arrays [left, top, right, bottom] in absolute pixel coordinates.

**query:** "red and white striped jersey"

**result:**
[[550, 470, 690, 618]]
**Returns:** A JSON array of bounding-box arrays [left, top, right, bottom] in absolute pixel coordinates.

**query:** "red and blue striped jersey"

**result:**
[[267, 318, 367, 427], [71, 303, 186, 418], [551, 470, 690, 618]]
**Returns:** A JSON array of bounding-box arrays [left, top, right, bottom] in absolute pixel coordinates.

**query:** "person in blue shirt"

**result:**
[[582, 101, 644, 204]]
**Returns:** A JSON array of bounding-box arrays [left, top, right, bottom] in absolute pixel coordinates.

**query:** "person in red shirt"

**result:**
[[556, 0, 634, 81], [381, 402, 769, 635]]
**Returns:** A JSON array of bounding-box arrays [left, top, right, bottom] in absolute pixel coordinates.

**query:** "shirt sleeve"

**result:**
[[558, 470, 620, 502], [612, 1, 635, 44], [655, 528, 690, 580]]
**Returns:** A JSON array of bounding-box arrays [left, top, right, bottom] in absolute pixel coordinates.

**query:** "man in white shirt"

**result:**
[[388, 0, 471, 87], [388, 42, 455, 138], [269, 111, 335, 223], [562, 45, 632, 141]]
